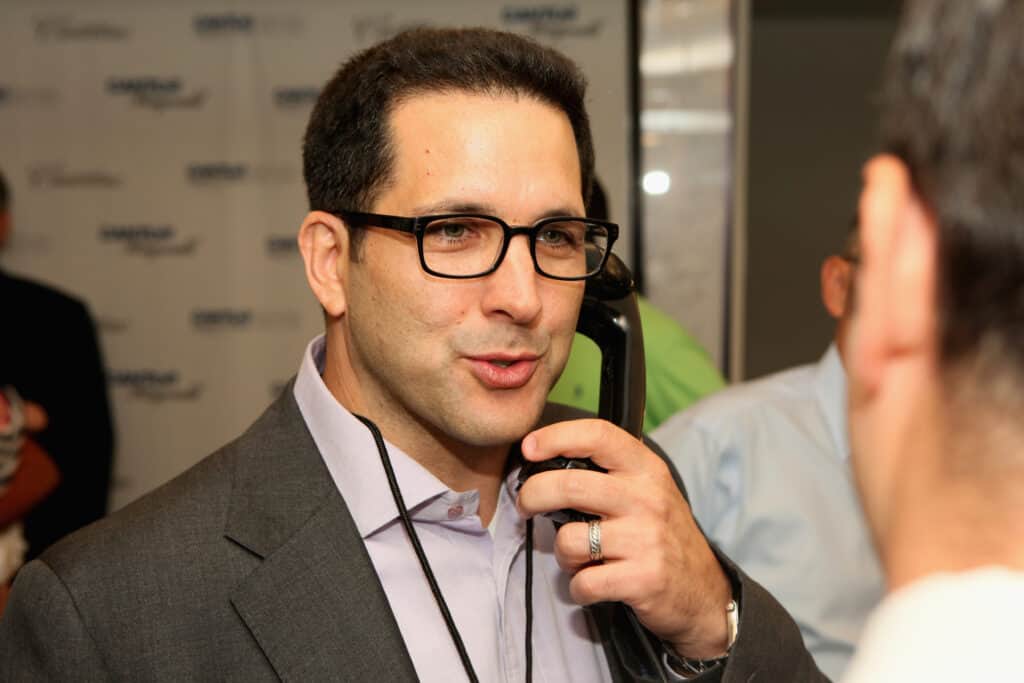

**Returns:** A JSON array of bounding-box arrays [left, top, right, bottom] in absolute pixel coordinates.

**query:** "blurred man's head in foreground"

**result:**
[[850, 0, 1024, 582]]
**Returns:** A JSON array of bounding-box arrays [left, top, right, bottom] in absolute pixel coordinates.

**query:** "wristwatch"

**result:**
[[663, 600, 740, 678]]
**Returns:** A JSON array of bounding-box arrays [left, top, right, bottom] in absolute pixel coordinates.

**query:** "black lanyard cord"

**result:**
[[355, 413, 536, 683], [355, 414, 480, 683], [525, 516, 535, 682]]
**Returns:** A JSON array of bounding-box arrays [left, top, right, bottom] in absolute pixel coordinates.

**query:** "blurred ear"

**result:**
[[298, 211, 351, 318], [821, 255, 854, 320], [852, 155, 939, 394]]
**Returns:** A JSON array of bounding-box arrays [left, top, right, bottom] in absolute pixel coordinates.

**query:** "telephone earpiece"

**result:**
[[517, 251, 645, 514]]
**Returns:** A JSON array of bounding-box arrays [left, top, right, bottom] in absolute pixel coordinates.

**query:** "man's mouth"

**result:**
[[466, 354, 541, 389]]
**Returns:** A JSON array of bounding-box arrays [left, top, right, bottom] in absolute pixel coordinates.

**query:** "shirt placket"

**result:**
[[425, 489, 510, 682], [492, 480, 528, 683]]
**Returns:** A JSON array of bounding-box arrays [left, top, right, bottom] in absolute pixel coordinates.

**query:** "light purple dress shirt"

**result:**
[[293, 336, 612, 683]]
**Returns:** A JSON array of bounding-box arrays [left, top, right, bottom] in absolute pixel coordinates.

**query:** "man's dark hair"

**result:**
[[880, 0, 1024, 387], [302, 27, 595, 254], [586, 177, 609, 222], [0, 169, 9, 213]]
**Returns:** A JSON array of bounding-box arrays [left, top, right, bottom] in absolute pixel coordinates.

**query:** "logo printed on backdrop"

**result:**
[[501, 5, 603, 38], [29, 164, 121, 189], [266, 235, 299, 257], [95, 315, 131, 335], [106, 77, 207, 112], [193, 11, 303, 37], [273, 86, 319, 109], [98, 224, 199, 258], [186, 162, 296, 186], [191, 308, 301, 332], [0, 84, 59, 109], [187, 163, 247, 184], [108, 369, 204, 403], [351, 14, 425, 46], [34, 15, 131, 42], [192, 308, 252, 330]]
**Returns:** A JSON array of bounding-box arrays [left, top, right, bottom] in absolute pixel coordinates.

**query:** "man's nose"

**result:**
[[481, 234, 543, 323]]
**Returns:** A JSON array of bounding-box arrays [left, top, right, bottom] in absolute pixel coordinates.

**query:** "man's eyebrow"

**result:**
[[410, 200, 585, 221], [411, 200, 494, 215]]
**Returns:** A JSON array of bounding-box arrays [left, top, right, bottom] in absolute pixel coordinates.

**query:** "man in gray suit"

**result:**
[[0, 28, 824, 681]]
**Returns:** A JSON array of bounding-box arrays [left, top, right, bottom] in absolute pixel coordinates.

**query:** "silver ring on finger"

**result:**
[[588, 518, 603, 562]]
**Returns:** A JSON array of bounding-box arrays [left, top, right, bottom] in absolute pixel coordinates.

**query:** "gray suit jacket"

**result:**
[[0, 389, 827, 682]]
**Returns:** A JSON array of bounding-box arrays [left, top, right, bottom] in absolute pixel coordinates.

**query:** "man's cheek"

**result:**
[[413, 291, 468, 332]]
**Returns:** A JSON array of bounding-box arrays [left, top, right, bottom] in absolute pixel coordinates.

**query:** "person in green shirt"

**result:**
[[549, 181, 726, 430]]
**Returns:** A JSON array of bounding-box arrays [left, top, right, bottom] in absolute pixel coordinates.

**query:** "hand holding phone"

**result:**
[[517, 419, 734, 669], [517, 254, 734, 679], [516, 455, 605, 525], [518, 252, 642, 522]]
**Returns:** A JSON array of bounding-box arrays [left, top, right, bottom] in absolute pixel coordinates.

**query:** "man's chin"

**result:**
[[423, 376, 553, 449], [446, 400, 547, 449], [462, 416, 542, 448]]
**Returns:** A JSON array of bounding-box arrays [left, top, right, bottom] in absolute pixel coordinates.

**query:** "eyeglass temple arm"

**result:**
[[336, 211, 417, 233]]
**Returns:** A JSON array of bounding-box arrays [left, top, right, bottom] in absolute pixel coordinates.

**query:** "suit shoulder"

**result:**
[[40, 438, 242, 577], [39, 389, 308, 580]]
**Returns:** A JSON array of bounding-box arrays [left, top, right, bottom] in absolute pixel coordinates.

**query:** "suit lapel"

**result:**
[[225, 386, 417, 681], [223, 398, 671, 681]]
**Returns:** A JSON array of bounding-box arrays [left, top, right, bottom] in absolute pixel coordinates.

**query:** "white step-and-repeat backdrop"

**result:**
[[0, 0, 634, 508]]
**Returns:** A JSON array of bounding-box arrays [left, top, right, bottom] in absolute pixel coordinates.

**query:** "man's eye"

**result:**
[[539, 227, 575, 247], [427, 222, 470, 239], [443, 223, 466, 238]]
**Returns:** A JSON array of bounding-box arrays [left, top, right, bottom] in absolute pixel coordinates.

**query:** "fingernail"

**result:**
[[522, 434, 536, 457]]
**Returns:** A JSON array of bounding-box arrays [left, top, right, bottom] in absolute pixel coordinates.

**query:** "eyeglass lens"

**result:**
[[421, 216, 609, 278]]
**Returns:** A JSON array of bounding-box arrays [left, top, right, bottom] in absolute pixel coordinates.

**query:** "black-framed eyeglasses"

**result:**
[[333, 210, 619, 281]]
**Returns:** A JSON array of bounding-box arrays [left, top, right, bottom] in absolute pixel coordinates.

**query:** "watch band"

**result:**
[[664, 599, 740, 677]]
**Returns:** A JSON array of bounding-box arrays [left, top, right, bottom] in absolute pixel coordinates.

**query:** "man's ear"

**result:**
[[821, 255, 853, 320], [853, 155, 939, 393], [298, 210, 351, 318]]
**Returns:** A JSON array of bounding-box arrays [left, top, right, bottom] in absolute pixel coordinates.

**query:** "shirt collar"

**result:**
[[814, 342, 850, 462], [292, 335, 453, 538]]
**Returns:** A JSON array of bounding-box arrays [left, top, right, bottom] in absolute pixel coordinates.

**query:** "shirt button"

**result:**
[[447, 505, 464, 519]]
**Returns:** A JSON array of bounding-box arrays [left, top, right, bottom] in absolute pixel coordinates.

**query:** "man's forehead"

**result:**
[[393, 87, 530, 109], [378, 89, 583, 216], [387, 88, 563, 132]]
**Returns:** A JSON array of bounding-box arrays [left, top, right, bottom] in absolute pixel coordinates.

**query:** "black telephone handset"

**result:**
[[517, 252, 645, 523], [572, 250, 646, 438], [519, 254, 671, 682]]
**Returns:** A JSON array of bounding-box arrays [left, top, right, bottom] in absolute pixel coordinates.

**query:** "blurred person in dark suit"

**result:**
[[0, 169, 114, 559]]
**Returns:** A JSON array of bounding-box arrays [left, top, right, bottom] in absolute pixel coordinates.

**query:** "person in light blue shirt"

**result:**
[[653, 230, 883, 681]]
